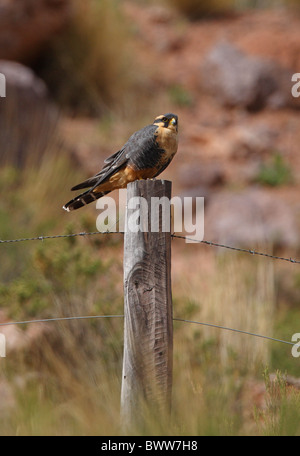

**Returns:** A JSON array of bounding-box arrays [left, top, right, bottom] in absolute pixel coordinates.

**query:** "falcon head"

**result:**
[[153, 113, 178, 133]]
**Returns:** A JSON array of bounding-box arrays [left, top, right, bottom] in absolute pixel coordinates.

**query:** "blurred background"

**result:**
[[0, 0, 300, 435]]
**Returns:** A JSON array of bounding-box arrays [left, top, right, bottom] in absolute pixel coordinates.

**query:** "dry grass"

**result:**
[[0, 113, 299, 434], [1, 175, 300, 434], [167, 0, 237, 20], [172, 245, 275, 367], [203, 254, 275, 371], [34, 0, 135, 116]]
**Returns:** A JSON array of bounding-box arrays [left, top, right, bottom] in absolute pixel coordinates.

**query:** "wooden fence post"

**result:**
[[121, 179, 173, 429]]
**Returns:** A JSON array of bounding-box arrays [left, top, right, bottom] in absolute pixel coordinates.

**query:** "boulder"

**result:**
[[0, 60, 59, 167], [204, 188, 298, 248], [200, 41, 299, 111], [0, 0, 71, 63], [179, 162, 225, 189]]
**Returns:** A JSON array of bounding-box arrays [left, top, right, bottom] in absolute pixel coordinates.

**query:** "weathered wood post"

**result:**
[[121, 179, 173, 429]]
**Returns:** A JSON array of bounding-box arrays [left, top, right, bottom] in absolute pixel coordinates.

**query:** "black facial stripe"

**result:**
[[153, 113, 178, 128], [154, 119, 170, 127]]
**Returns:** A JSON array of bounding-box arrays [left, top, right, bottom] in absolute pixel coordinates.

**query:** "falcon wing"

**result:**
[[71, 124, 157, 191], [71, 149, 126, 191]]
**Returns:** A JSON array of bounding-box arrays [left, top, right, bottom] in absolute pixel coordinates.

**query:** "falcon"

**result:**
[[63, 113, 178, 211]]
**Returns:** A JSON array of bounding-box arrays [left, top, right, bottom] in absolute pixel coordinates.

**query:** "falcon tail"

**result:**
[[63, 189, 110, 211]]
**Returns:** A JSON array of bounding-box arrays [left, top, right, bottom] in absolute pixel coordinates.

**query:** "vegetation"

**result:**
[[168, 84, 194, 107], [34, 0, 136, 116], [256, 153, 293, 187], [0, 153, 299, 435]]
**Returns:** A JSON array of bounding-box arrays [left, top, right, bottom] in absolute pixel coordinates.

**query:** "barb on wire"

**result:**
[[171, 234, 300, 265], [0, 231, 113, 244], [0, 314, 295, 348], [0, 230, 299, 265]]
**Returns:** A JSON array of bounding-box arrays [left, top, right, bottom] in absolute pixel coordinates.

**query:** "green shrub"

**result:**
[[256, 153, 293, 187], [168, 84, 193, 107]]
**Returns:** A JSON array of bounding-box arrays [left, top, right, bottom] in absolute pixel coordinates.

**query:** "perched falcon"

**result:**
[[63, 113, 178, 211]]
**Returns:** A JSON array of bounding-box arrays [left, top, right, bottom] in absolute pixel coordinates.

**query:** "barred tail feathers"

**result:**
[[63, 189, 110, 211]]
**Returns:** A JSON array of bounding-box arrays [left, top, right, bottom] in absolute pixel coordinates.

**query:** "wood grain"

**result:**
[[121, 179, 173, 428]]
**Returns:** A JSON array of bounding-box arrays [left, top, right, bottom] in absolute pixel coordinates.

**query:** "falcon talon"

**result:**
[[63, 113, 178, 212]]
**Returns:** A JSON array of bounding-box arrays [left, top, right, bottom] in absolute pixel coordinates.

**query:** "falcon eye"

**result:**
[[162, 117, 168, 122]]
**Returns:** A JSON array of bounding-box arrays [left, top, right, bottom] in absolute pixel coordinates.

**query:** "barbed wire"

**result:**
[[172, 234, 300, 264], [0, 221, 296, 351], [0, 231, 103, 244], [0, 230, 299, 265], [0, 314, 295, 347]]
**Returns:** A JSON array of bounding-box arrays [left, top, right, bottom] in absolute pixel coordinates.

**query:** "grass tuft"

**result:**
[[256, 153, 293, 187], [34, 0, 134, 115]]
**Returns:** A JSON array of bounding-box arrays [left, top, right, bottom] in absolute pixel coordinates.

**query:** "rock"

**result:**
[[0, 60, 59, 167], [148, 5, 176, 24], [200, 41, 298, 111], [0, 323, 29, 353], [205, 188, 298, 248], [226, 124, 278, 158], [180, 122, 278, 163], [0, 0, 71, 63], [179, 162, 225, 189], [0, 310, 52, 355], [0, 59, 48, 98]]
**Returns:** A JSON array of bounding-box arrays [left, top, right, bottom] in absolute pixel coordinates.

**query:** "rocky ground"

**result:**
[[122, 2, 300, 250], [1, 1, 299, 249]]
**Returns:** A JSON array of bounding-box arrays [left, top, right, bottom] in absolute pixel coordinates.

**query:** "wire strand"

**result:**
[[173, 318, 294, 346], [171, 234, 300, 264], [0, 314, 124, 326], [0, 231, 110, 243], [0, 314, 294, 347], [0, 230, 299, 264]]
